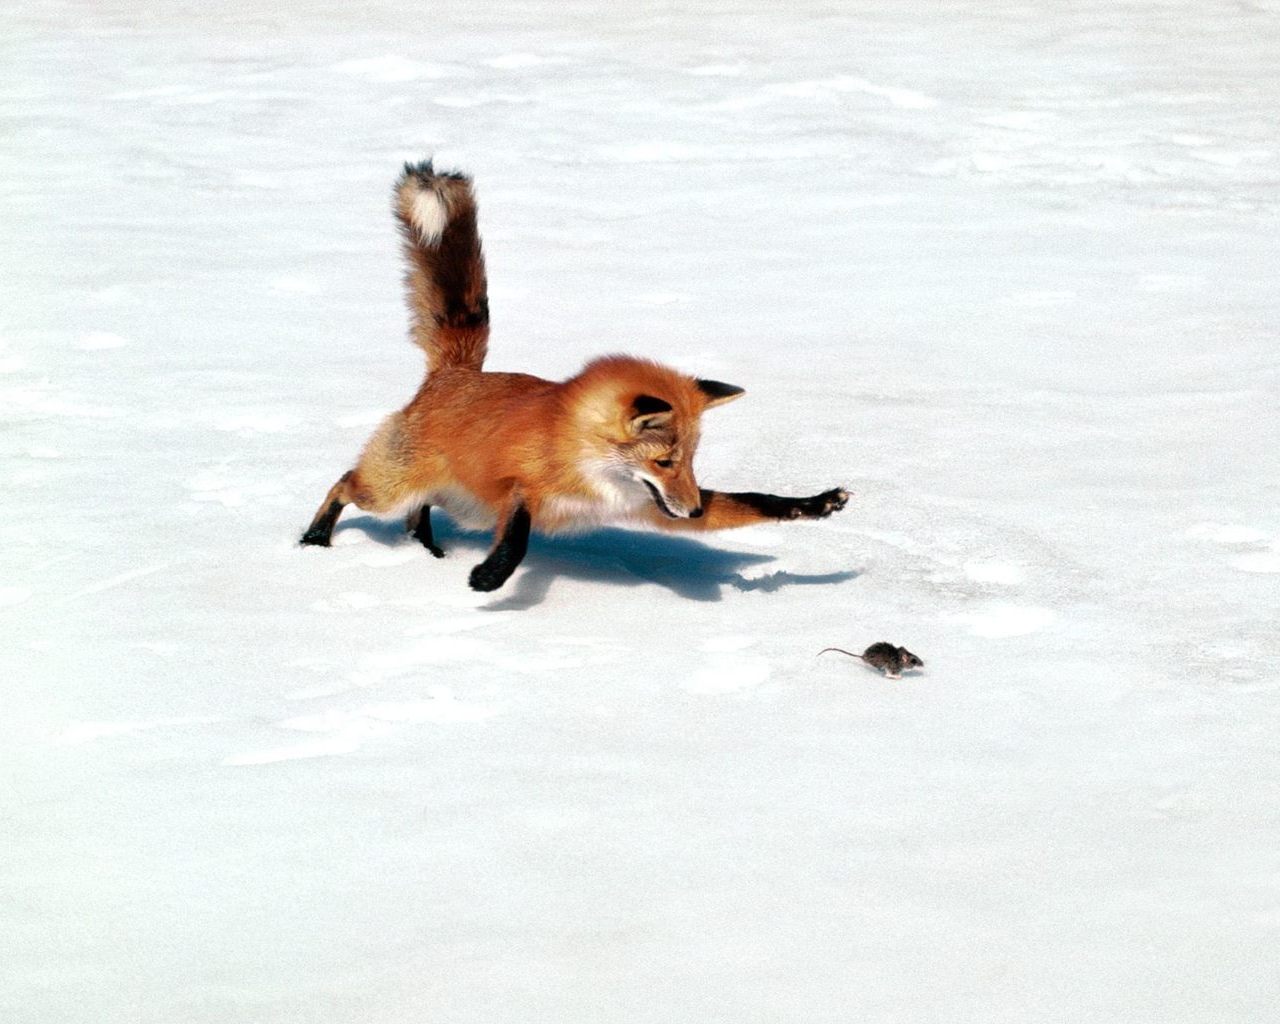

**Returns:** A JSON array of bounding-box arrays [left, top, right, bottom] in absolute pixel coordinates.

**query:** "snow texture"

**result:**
[[3, 1, 1279, 1021]]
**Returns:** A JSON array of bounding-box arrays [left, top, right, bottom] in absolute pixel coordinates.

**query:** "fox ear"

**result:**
[[629, 394, 674, 433], [697, 379, 745, 408]]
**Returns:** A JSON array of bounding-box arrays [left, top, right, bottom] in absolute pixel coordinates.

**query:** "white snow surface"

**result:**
[[3, 2, 1279, 1021]]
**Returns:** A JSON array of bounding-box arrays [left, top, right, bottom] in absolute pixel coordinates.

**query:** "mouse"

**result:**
[[818, 641, 923, 680]]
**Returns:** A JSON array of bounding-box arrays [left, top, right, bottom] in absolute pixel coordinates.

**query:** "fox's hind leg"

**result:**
[[300, 471, 355, 546], [407, 504, 445, 558], [303, 411, 447, 548]]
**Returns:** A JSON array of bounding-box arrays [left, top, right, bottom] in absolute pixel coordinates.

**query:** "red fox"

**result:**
[[301, 161, 849, 591]]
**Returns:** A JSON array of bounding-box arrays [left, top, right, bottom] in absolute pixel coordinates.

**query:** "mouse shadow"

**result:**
[[333, 513, 860, 610]]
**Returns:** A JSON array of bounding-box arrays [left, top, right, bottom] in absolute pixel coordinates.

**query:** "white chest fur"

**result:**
[[541, 460, 648, 533]]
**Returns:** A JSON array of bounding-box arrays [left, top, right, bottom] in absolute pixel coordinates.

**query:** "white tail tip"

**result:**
[[409, 188, 449, 246]]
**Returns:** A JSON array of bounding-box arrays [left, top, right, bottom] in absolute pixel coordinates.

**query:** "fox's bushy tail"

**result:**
[[394, 160, 489, 372]]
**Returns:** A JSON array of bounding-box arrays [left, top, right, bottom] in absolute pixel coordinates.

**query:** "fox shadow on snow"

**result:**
[[334, 513, 859, 610]]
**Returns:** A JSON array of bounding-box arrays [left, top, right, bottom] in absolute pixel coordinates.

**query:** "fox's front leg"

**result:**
[[655, 487, 848, 531], [469, 499, 532, 592]]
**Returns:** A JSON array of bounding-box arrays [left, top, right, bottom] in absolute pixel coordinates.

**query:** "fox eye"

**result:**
[[655, 458, 674, 468]]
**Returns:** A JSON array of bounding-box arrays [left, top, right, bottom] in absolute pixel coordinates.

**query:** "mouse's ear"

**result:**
[[696, 379, 745, 409]]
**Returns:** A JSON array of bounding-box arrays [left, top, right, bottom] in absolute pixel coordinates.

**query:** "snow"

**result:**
[[3, 1, 1279, 1021]]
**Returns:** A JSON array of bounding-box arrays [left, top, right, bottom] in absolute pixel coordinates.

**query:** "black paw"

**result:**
[[412, 531, 445, 558], [299, 529, 332, 547], [469, 562, 510, 592], [789, 487, 849, 519]]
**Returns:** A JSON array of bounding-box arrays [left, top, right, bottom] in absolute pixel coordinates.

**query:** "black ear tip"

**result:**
[[696, 379, 746, 402]]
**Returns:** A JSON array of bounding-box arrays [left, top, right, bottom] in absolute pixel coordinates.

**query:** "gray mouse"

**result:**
[[818, 641, 923, 680]]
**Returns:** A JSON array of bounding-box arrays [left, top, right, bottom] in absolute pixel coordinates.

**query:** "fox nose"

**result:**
[[688, 506, 703, 519]]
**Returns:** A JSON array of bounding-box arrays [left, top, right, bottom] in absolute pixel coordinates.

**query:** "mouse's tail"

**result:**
[[816, 647, 864, 660]]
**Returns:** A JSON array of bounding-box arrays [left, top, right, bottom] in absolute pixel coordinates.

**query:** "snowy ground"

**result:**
[[3, 1, 1279, 1021]]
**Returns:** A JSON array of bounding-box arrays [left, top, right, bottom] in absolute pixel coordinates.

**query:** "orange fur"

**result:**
[[301, 161, 848, 591]]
